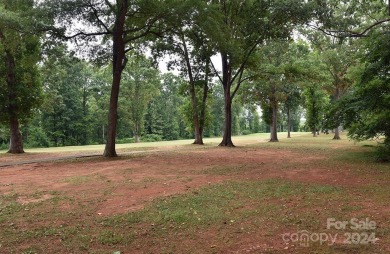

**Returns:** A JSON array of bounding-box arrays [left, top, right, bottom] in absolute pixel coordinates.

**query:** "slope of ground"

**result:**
[[0, 133, 388, 253]]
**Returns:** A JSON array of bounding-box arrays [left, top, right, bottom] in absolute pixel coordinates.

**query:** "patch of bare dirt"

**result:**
[[0, 146, 380, 216]]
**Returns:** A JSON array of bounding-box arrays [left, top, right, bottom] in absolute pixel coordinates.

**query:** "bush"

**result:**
[[26, 127, 51, 148], [241, 130, 252, 135], [0, 143, 8, 150], [142, 134, 163, 142]]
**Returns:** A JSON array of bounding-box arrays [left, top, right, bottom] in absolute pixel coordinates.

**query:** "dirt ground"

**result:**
[[0, 143, 389, 253]]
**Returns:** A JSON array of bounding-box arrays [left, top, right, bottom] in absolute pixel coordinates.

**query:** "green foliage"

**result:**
[[335, 31, 390, 160], [38, 46, 101, 146], [0, 0, 43, 124], [119, 54, 160, 140], [141, 134, 163, 142], [144, 73, 190, 140], [304, 86, 329, 133]]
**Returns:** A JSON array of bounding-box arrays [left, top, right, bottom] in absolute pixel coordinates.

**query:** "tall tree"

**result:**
[[120, 55, 159, 143], [152, 1, 213, 144], [304, 86, 329, 137], [0, 0, 43, 153], [335, 30, 390, 161], [50, 0, 176, 156], [210, 0, 317, 146]]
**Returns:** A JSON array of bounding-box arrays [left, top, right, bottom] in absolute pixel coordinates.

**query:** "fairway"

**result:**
[[1, 132, 302, 154], [0, 133, 389, 253]]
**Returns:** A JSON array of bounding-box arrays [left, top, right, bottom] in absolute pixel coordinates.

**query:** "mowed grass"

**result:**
[[0, 132, 307, 154], [0, 132, 389, 253]]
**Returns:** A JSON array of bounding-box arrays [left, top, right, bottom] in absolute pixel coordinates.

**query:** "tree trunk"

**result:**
[[333, 87, 341, 140], [197, 59, 210, 145], [313, 129, 317, 137], [220, 96, 234, 146], [2, 33, 24, 154], [8, 117, 24, 154], [180, 33, 203, 145], [135, 134, 140, 143], [219, 53, 234, 147], [333, 126, 341, 140], [287, 107, 291, 138], [103, 0, 128, 157], [270, 101, 278, 142]]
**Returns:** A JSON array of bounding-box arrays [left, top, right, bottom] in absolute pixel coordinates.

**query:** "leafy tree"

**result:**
[[152, 1, 213, 145], [306, 30, 358, 139], [39, 46, 99, 146], [243, 40, 307, 141], [337, 31, 390, 160], [120, 55, 159, 142], [0, 0, 43, 153], [209, 0, 318, 146], [304, 86, 329, 137], [144, 73, 189, 140], [49, 0, 180, 156]]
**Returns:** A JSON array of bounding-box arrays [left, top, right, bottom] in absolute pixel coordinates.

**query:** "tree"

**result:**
[[336, 31, 390, 161], [305, 30, 358, 140], [144, 73, 189, 140], [304, 86, 329, 137], [152, 1, 213, 144], [310, 0, 390, 39], [120, 55, 159, 143], [39, 46, 101, 146], [242, 40, 307, 142], [0, 0, 43, 153], [209, 0, 317, 146], [50, 0, 178, 157]]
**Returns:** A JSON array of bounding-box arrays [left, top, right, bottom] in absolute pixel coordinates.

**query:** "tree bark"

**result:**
[[197, 59, 210, 145], [219, 53, 234, 147], [333, 87, 341, 140], [180, 33, 203, 145], [333, 126, 341, 140], [8, 117, 24, 154], [220, 93, 234, 146], [103, 0, 128, 157], [270, 100, 279, 142], [2, 33, 24, 154]]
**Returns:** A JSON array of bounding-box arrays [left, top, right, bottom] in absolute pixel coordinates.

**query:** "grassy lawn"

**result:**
[[0, 132, 389, 253], [0, 132, 307, 154]]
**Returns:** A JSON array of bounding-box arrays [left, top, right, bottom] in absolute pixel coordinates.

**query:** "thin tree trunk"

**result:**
[[103, 0, 128, 157], [198, 59, 210, 145], [181, 33, 203, 145], [287, 107, 291, 138], [333, 87, 341, 140], [270, 100, 278, 142]]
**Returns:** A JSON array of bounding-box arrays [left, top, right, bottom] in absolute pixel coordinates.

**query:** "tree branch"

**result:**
[[310, 18, 390, 38], [87, 1, 111, 33], [209, 58, 223, 84]]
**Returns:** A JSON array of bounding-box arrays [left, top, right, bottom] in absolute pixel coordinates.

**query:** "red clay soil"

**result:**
[[0, 147, 379, 215], [0, 145, 389, 253]]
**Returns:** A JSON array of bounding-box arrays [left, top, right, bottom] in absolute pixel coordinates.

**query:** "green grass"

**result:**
[[0, 132, 308, 154]]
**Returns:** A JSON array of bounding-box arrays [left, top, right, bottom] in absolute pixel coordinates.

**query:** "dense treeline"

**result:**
[[0, 0, 389, 160]]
